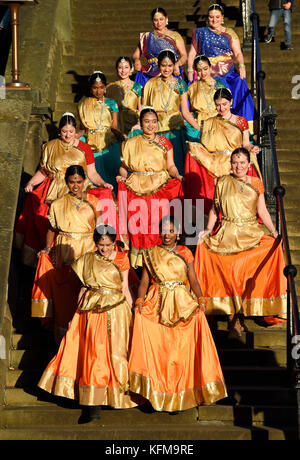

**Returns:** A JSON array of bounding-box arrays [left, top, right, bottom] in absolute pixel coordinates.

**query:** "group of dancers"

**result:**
[[14, 5, 287, 423]]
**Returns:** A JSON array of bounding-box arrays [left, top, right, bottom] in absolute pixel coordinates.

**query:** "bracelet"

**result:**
[[135, 297, 144, 306], [205, 228, 212, 235], [187, 68, 194, 72], [239, 64, 245, 69], [271, 230, 278, 237], [198, 296, 207, 306]]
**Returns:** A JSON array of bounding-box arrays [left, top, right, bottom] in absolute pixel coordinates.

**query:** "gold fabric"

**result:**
[[106, 81, 139, 134], [205, 295, 287, 317], [71, 252, 126, 313], [142, 77, 184, 132], [78, 97, 117, 151], [188, 116, 261, 179], [48, 193, 96, 265], [188, 80, 219, 122], [129, 372, 227, 411], [143, 246, 199, 326], [204, 175, 265, 253], [121, 134, 170, 195], [40, 139, 89, 204]]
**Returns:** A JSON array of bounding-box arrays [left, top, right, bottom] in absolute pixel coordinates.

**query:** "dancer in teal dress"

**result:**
[[78, 71, 124, 193], [142, 50, 200, 176]]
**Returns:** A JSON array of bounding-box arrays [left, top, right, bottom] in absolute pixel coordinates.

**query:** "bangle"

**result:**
[[271, 230, 278, 237], [187, 68, 194, 72], [205, 228, 212, 235], [239, 64, 245, 69], [135, 297, 144, 306], [198, 296, 207, 306]]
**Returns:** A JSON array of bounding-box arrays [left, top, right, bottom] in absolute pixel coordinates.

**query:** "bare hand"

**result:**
[[239, 67, 246, 80], [37, 248, 50, 258], [187, 70, 194, 82], [251, 145, 260, 155], [173, 63, 180, 76], [103, 182, 113, 190], [198, 230, 210, 242], [24, 183, 34, 193], [283, 2, 291, 9]]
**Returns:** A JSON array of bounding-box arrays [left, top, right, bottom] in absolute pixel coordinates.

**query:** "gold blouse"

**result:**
[[78, 96, 117, 152], [40, 139, 89, 204], [48, 193, 97, 266], [106, 81, 140, 134], [142, 77, 185, 132], [188, 116, 261, 179], [188, 80, 219, 122], [121, 134, 170, 195], [204, 175, 265, 254], [143, 245, 199, 327]]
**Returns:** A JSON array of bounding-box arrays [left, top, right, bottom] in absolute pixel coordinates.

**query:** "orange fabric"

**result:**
[[194, 235, 287, 316], [38, 252, 138, 408], [128, 246, 227, 411]]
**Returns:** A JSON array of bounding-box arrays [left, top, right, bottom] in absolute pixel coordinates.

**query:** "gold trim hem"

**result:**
[[205, 295, 287, 316], [129, 372, 227, 412]]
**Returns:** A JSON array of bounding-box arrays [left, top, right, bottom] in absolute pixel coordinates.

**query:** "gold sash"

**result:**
[[188, 116, 261, 179], [143, 246, 199, 326], [40, 139, 88, 204], [72, 252, 125, 312], [121, 135, 170, 195], [142, 77, 184, 132], [78, 97, 117, 151], [204, 175, 265, 253]]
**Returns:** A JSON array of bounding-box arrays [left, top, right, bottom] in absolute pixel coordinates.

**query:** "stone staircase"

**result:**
[[1, 0, 299, 441]]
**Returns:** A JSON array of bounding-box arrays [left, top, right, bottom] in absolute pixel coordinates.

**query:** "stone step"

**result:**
[[218, 347, 286, 367], [0, 403, 297, 428], [278, 161, 300, 173], [1, 423, 297, 440], [280, 172, 300, 185]]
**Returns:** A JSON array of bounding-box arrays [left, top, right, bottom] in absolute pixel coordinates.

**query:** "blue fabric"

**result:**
[[104, 97, 119, 112], [268, 9, 292, 45]]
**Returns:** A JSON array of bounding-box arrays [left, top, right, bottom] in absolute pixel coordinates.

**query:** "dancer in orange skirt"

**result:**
[[38, 225, 139, 423], [128, 215, 227, 412], [194, 148, 287, 338], [32, 165, 103, 343]]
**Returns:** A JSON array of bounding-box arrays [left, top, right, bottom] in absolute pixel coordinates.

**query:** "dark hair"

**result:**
[[194, 55, 211, 69], [231, 147, 250, 163], [59, 114, 77, 130], [159, 214, 181, 234], [89, 71, 107, 88], [65, 165, 86, 183], [151, 7, 167, 20], [116, 56, 132, 70], [213, 87, 232, 102], [208, 4, 224, 14], [93, 224, 117, 245], [140, 107, 158, 124], [158, 49, 176, 66]]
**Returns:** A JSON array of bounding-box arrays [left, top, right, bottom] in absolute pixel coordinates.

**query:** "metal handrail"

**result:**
[[250, 0, 300, 440]]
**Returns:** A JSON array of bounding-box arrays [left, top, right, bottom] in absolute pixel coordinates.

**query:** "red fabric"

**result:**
[[78, 140, 95, 165], [184, 153, 259, 215], [157, 136, 173, 151], [118, 178, 183, 250], [235, 116, 249, 132]]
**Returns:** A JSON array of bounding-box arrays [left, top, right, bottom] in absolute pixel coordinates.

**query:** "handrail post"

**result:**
[[250, 12, 259, 98], [261, 105, 277, 216], [241, 0, 252, 49], [1, 1, 35, 90]]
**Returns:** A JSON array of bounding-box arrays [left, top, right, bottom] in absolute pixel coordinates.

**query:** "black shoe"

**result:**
[[264, 33, 274, 43], [282, 44, 293, 50], [78, 405, 101, 424]]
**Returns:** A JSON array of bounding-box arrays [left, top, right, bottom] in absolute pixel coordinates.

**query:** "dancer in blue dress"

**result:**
[[132, 7, 187, 86], [187, 4, 257, 133]]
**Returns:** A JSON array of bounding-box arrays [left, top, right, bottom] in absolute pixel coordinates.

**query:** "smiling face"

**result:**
[[160, 220, 178, 247], [117, 60, 132, 80], [208, 10, 224, 29], [231, 152, 250, 178], [96, 235, 115, 258], [196, 61, 211, 81], [60, 124, 76, 144], [141, 112, 158, 136], [90, 81, 106, 100], [215, 97, 232, 117], [153, 12, 167, 31], [67, 174, 85, 196], [159, 57, 174, 79]]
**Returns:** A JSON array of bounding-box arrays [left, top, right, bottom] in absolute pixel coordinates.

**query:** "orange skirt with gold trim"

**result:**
[[128, 285, 227, 412], [194, 235, 287, 316]]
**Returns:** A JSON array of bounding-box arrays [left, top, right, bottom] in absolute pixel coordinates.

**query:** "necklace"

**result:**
[[159, 79, 175, 113], [163, 244, 177, 253], [60, 140, 75, 150], [70, 193, 84, 210], [199, 81, 215, 112], [223, 113, 233, 122], [233, 176, 248, 192], [95, 98, 106, 131], [142, 134, 156, 143]]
